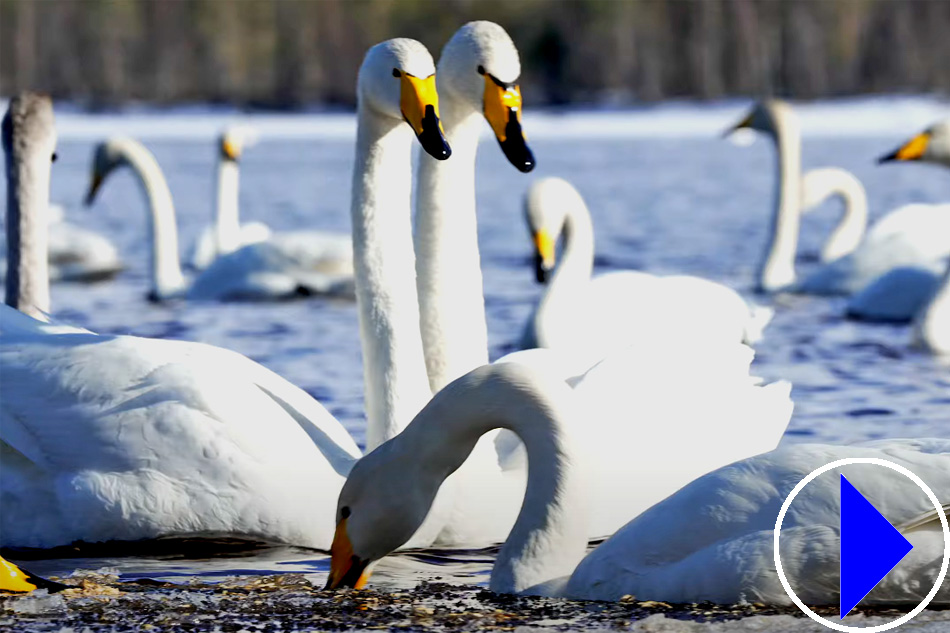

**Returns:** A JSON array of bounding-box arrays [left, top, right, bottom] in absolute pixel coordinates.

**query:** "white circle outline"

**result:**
[[773, 457, 949, 632]]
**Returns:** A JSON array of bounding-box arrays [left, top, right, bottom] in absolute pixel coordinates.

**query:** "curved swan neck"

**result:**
[[4, 131, 50, 320], [117, 142, 185, 299], [912, 261, 950, 355], [214, 158, 241, 257], [533, 198, 595, 348], [394, 364, 586, 593], [352, 109, 432, 450], [415, 94, 489, 393], [801, 168, 868, 262], [758, 110, 802, 292]]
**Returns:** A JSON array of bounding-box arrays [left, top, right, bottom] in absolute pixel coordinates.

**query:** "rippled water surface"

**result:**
[[4, 101, 950, 587]]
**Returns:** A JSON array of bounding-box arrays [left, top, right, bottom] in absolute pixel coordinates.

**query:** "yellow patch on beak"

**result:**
[[222, 137, 241, 161], [484, 76, 524, 143], [0, 556, 39, 593], [400, 73, 443, 138], [534, 229, 556, 269], [894, 132, 931, 161], [325, 517, 370, 590]]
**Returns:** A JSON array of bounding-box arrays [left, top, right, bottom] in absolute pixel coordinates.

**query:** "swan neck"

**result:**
[[394, 365, 586, 593], [214, 158, 241, 256], [758, 115, 802, 292], [4, 142, 50, 320], [121, 144, 185, 298], [822, 175, 868, 262], [534, 199, 595, 348], [415, 96, 488, 392], [352, 109, 432, 450]]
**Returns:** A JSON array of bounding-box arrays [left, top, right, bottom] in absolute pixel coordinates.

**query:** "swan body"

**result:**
[[521, 177, 768, 363], [567, 439, 950, 605], [731, 101, 950, 294], [86, 137, 353, 301], [0, 41, 455, 551]]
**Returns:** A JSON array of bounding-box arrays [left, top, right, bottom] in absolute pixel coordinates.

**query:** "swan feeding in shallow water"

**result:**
[[729, 101, 950, 295], [0, 40, 453, 551], [519, 177, 771, 362]]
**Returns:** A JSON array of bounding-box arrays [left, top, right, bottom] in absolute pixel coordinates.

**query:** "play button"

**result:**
[[839, 474, 914, 619], [773, 457, 950, 632]]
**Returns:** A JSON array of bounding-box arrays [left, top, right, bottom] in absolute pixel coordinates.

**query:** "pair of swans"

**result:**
[[85, 131, 353, 301], [519, 177, 771, 365], [732, 101, 950, 300], [1, 27, 790, 554], [327, 361, 950, 605]]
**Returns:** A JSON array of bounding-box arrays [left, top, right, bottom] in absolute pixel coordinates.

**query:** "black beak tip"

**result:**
[[418, 104, 452, 161], [533, 253, 550, 284], [877, 150, 898, 165]]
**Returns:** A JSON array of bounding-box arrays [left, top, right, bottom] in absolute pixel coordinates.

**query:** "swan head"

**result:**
[[218, 126, 258, 162], [878, 119, 950, 167], [85, 137, 141, 205], [727, 100, 794, 139], [2, 93, 57, 171], [325, 441, 442, 589], [438, 21, 535, 172], [358, 38, 451, 161], [524, 177, 584, 283]]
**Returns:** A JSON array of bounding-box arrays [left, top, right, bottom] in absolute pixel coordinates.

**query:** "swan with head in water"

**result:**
[[326, 370, 950, 605], [846, 120, 950, 349], [520, 177, 771, 363], [0, 40, 453, 551], [729, 100, 950, 295]]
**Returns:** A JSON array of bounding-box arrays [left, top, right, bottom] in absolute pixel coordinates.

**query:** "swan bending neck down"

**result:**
[[3, 93, 56, 319], [415, 21, 535, 392], [730, 100, 869, 292], [86, 137, 186, 300], [326, 362, 586, 594], [350, 38, 452, 449]]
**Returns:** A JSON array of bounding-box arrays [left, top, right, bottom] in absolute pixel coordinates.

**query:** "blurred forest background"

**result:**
[[2, 0, 949, 108]]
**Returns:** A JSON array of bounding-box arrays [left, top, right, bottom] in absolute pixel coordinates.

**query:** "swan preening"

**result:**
[[730, 101, 950, 296], [520, 177, 771, 362], [85, 136, 354, 301]]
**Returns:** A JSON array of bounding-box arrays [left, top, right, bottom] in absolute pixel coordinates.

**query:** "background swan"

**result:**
[[520, 177, 769, 362], [187, 126, 271, 271], [415, 20, 535, 393], [86, 137, 352, 301], [731, 100, 950, 294], [0, 40, 453, 552], [799, 167, 867, 263]]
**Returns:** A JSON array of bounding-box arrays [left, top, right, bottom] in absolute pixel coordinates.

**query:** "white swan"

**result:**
[[414, 20, 535, 393], [520, 177, 770, 362], [326, 376, 950, 606], [799, 167, 868, 263], [85, 137, 353, 301], [187, 126, 271, 271], [0, 40, 453, 551], [846, 120, 950, 324], [730, 101, 950, 294]]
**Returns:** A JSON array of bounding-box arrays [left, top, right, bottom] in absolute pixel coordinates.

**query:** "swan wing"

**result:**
[[846, 266, 941, 323]]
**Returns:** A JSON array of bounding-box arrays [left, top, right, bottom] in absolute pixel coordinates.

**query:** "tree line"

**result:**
[[2, 0, 948, 108]]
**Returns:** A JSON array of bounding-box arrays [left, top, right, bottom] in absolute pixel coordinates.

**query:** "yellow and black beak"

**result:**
[[879, 131, 931, 164], [0, 556, 68, 593], [84, 170, 103, 206], [221, 137, 241, 162], [483, 74, 535, 173], [532, 229, 556, 283], [399, 72, 451, 161], [324, 517, 371, 590]]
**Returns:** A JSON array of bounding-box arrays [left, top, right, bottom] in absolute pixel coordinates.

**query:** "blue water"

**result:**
[[5, 106, 950, 586]]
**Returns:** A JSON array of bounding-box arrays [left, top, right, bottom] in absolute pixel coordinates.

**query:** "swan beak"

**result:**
[[533, 229, 555, 283], [221, 137, 241, 162], [724, 112, 754, 137], [484, 76, 535, 173], [324, 517, 371, 590], [400, 73, 451, 161], [879, 132, 930, 163], [84, 171, 103, 206], [0, 556, 68, 593]]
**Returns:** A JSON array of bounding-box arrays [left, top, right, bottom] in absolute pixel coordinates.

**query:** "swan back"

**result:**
[[3, 93, 56, 320]]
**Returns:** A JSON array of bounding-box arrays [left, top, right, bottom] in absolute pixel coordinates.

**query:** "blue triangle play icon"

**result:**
[[840, 474, 914, 618]]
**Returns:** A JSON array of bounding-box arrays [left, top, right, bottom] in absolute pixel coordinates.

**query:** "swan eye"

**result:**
[[477, 65, 485, 76], [392, 68, 401, 78], [340, 506, 351, 519], [51, 152, 58, 163]]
